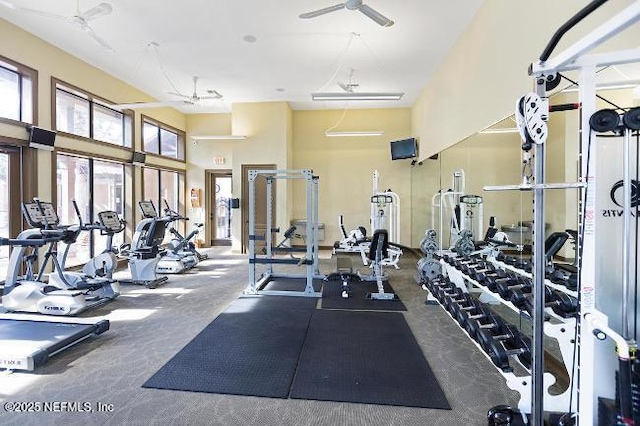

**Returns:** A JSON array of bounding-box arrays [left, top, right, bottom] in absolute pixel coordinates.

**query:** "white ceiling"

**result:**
[[0, 0, 485, 113]]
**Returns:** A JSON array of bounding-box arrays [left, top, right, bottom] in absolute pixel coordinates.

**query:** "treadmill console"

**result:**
[[138, 201, 157, 219], [97, 211, 124, 233], [22, 201, 59, 228]]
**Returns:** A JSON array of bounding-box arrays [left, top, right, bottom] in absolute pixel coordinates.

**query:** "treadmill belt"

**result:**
[[290, 309, 451, 409]]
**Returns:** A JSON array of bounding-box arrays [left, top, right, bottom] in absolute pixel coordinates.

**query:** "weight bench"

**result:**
[[358, 229, 395, 300]]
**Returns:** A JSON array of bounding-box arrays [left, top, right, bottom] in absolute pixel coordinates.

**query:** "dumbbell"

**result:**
[[431, 282, 460, 303], [442, 290, 474, 315], [496, 276, 532, 299], [475, 268, 508, 284], [502, 255, 519, 266], [466, 263, 498, 281], [449, 297, 483, 324], [550, 269, 578, 291], [510, 285, 555, 309], [458, 305, 498, 335], [514, 258, 532, 272], [459, 260, 488, 275], [477, 324, 532, 372], [453, 258, 482, 272], [513, 287, 578, 318], [485, 273, 520, 292], [466, 312, 507, 341]]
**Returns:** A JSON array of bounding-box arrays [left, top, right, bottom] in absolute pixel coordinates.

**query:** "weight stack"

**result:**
[[633, 358, 640, 425], [597, 397, 617, 426]]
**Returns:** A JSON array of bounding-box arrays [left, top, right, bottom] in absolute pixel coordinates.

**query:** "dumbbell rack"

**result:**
[[438, 253, 578, 414]]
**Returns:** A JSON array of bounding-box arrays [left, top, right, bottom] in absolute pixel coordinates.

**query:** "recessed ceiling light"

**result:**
[[243, 35, 257, 43], [276, 88, 286, 92]]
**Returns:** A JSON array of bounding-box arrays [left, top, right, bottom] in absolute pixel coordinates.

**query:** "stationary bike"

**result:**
[[162, 199, 206, 263]]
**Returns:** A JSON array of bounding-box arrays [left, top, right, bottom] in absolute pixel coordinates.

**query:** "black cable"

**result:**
[[540, 0, 609, 62], [635, 130, 639, 342], [560, 73, 627, 111]]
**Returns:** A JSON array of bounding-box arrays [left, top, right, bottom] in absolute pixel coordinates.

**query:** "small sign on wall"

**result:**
[[214, 156, 225, 165]]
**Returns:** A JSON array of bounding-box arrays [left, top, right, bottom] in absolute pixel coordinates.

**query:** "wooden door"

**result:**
[[241, 164, 276, 254]]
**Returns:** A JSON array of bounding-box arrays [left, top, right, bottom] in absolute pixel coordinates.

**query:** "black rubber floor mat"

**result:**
[[261, 277, 323, 292], [143, 296, 316, 398], [290, 309, 451, 409], [321, 279, 406, 311]]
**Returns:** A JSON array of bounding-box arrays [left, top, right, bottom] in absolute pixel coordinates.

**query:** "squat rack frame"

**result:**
[[244, 169, 323, 298]]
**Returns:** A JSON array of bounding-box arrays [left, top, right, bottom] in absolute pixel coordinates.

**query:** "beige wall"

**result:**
[[292, 108, 412, 246], [412, 0, 640, 160]]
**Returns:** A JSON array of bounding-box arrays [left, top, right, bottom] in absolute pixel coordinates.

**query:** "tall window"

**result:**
[[54, 80, 132, 147], [57, 154, 125, 267], [143, 167, 182, 216], [0, 153, 8, 281], [142, 117, 184, 160], [0, 56, 36, 124]]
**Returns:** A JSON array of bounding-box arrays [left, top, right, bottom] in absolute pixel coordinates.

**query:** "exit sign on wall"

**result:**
[[214, 157, 225, 164]]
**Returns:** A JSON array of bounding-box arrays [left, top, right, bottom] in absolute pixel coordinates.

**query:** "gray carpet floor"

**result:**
[[0, 248, 519, 425]]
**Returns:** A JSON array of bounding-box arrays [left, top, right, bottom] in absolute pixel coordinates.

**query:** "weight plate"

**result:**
[[589, 109, 620, 132], [623, 107, 640, 131]]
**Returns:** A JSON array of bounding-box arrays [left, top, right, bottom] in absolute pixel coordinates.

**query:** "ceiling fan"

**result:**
[[0, 0, 114, 51], [114, 76, 223, 110], [300, 0, 394, 27]]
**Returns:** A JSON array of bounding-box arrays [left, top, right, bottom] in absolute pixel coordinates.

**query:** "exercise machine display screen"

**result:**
[[98, 211, 123, 231], [139, 201, 157, 219], [23, 202, 59, 227]]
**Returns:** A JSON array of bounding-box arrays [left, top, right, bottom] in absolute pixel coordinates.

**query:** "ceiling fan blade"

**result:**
[[358, 4, 394, 27], [198, 93, 223, 100], [80, 2, 113, 21], [83, 25, 114, 51], [112, 100, 188, 109], [299, 3, 346, 19], [17, 6, 71, 21], [167, 91, 189, 98], [0, 0, 16, 10]]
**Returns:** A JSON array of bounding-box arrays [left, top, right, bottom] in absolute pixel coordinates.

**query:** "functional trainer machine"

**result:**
[[245, 169, 323, 297], [484, 2, 640, 424]]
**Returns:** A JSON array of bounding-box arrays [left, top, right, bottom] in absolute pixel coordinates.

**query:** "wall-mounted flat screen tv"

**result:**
[[28, 126, 56, 151], [390, 137, 417, 160]]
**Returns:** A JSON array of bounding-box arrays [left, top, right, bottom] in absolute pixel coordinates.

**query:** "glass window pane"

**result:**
[[160, 128, 178, 159], [143, 168, 160, 211], [93, 104, 124, 145], [160, 170, 178, 212], [143, 122, 160, 154], [0, 153, 8, 281], [21, 76, 32, 124], [56, 155, 91, 267], [0, 66, 20, 121], [56, 90, 90, 137], [93, 159, 125, 252]]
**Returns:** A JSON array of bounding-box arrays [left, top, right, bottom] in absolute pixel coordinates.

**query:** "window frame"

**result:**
[[141, 115, 185, 161], [0, 55, 38, 126], [54, 150, 127, 266], [141, 165, 185, 222], [52, 78, 133, 148]]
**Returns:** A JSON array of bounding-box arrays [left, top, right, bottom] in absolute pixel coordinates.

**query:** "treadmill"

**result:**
[[0, 313, 109, 371]]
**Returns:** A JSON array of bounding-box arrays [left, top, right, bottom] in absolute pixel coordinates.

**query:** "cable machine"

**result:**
[[244, 169, 323, 298]]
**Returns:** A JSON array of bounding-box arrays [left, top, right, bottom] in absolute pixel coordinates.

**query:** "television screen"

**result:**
[[28, 127, 56, 151], [131, 151, 146, 166], [390, 137, 417, 160]]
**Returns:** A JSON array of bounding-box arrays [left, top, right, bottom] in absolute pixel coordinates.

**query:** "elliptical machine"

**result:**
[[2, 200, 101, 315], [47, 201, 122, 306], [118, 201, 169, 288]]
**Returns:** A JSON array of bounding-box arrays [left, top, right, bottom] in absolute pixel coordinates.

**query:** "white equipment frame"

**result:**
[[244, 169, 323, 298]]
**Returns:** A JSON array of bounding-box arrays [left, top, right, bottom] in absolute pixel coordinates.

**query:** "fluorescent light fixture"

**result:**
[[479, 128, 520, 134], [562, 80, 640, 93], [312, 92, 404, 101], [325, 131, 383, 137], [190, 135, 247, 140]]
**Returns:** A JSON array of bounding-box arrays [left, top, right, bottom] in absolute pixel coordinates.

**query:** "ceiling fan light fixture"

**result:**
[[312, 92, 404, 101]]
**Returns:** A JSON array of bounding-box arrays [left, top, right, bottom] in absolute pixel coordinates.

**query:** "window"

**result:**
[[142, 117, 184, 160], [54, 80, 132, 147], [0, 56, 36, 124], [57, 154, 125, 267], [0, 153, 8, 280], [143, 167, 183, 216]]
